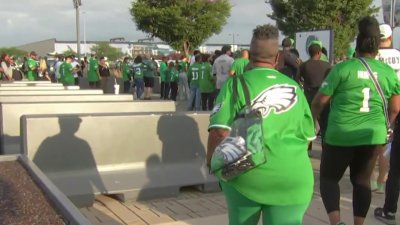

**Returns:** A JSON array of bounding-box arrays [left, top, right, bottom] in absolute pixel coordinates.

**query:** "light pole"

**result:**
[[229, 33, 239, 46], [82, 11, 87, 57], [73, 0, 82, 59], [390, 0, 397, 28]]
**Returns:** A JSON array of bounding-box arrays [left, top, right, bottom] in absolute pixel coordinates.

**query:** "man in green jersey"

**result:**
[[207, 24, 315, 225], [200, 54, 215, 110], [187, 55, 202, 111], [26, 51, 39, 81], [122, 57, 132, 93], [178, 56, 190, 100], [59, 55, 75, 86], [312, 17, 400, 225], [229, 49, 249, 76], [143, 55, 156, 100], [88, 53, 100, 89], [159, 57, 168, 99], [133, 56, 145, 100]]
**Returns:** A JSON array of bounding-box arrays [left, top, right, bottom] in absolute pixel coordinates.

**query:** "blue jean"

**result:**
[[135, 79, 144, 99], [188, 84, 201, 111]]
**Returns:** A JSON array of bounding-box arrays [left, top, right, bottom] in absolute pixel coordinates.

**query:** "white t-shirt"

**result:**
[[377, 48, 400, 78], [55, 61, 63, 79], [71, 61, 79, 78], [212, 54, 234, 89]]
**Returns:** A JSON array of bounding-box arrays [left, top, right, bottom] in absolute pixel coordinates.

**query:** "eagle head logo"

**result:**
[[252, 84, 297, 118]]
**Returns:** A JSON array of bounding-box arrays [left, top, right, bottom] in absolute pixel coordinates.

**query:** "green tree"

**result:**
[[130, 0, 231, 56], [267, 0, 379, 57], [63, 49, 77, 57], [90, 42, 123, 61], [0, 47, 28, 58]]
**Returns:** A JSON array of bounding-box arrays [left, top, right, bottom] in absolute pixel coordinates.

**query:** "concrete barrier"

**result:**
[[0, 83, 63, 87], [10, 80, 52, 84], [1, 101, 176, 154], [21, 112, 217, 207], [0, 89, 103, 95], [0, 86, 80, 91], [0, 95, 133, 103]]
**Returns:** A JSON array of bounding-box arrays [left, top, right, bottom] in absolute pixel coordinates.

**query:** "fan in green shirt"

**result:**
[[207, 25, 314, 225], [229, 50, 250, 76], [59, 56, 75, 86], [159, 60, 168, 82], [26, 52, 38, 81], [199, 61, 215, 93], [122, 60, 131, 82], [87, 54, 100, 88]]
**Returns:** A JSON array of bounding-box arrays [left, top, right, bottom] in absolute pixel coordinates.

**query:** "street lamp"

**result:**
[[73, 0, 82, 59], [228, 33, 239, 45], [82, 11, 87, 57], [390, 0, 397, 28]]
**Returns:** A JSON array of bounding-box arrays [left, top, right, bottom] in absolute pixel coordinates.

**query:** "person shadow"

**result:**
[[33, 116, 106, 207], [137, 114, 212, 201]]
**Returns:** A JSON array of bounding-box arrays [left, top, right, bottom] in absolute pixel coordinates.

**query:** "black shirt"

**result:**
[[297, 59, 331, 88], [99, 64, 110, 77]]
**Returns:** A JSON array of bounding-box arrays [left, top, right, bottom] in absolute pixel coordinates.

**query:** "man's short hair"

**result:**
[[308, 44, 321, 57], [30, 51, 37, 56], [221, 45, 231, 54], [250, 24, 279, 62], [282, 38, 292, 48]]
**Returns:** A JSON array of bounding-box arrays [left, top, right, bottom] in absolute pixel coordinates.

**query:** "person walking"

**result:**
[[187, 54, 202, 111], [212, 45, 234, 95], [133, 56, 145, 100], [98, 57, 110, 93], [26, 51, 39, 81], [229, 49, 249, 76], [159, 57, 168, 99], [207, 24, 315, 225], [143, 55, 156, 100], [311, 16, 400, 225], [200, 54, 215, 111], [122, 57, 132, 94], [59, 55, 75, 86], [276, 37, 300, 80], [178, 56, 190, 100]]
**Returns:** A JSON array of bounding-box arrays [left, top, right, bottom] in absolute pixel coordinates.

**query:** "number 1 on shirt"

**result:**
[[360, 88, 370, 112]]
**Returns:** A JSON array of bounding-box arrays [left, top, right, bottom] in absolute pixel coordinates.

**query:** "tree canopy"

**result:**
[[0, 47, 28, 59], [267, 0, 379, 57], [90, 42, 124, 61], [130, 0, 231, 56]]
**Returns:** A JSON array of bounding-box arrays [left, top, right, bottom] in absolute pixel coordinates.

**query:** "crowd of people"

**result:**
[[206, 16, 400, 225]]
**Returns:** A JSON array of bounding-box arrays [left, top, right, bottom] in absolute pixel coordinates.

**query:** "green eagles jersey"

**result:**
[[209, 67, 315, 205], [88, 58, 99, 82], [199, 62, 215, 93], [187, 62, 202, 86], [27, 58, 38, 81], [320, 58, 400, 146], [230, 58, 250, 76], [160, 62, 168, 82], [133, 63, 144, 79], [122, 63, 131, 81], [178, 61, 188, 73], [59, 62, 74, 86], [143, 60, 155, 78], [168, 68, 179, 82]]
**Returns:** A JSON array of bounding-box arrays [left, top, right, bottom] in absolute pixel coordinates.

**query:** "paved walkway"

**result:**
[[79, 152, 397, 225]]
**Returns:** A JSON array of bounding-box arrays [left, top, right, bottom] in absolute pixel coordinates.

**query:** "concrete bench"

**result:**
[[0, 89, 103, 95], [1, 101, 175, 154], [21, 112, 217, 207], [0, 83, 63, 87], [0, 95, 134, 103], [0, 86, 80, 91], [7, 80, 52, 84]]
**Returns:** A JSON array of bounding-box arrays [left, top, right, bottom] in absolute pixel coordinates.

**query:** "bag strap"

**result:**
[[358, 57, 390, 129], [239, 75, 251, 109]]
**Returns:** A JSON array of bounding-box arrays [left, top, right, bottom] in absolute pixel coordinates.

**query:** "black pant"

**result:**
[[320, 144, 381, 217], [170, 82, 178, 101], [201, 92, 215, 111], [123, 81, 131, 93], [164, 83, 170, 100], [74, 77, 79, 86], [384, 131, 400, 213], [160, 81, 165, 98]]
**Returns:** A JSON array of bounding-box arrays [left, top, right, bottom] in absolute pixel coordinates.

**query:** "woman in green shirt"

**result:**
[[312, 16, 400, 225], [207, 24, 315, 225]]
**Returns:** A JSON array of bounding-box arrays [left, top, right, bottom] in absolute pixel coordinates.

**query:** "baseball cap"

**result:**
[[380, 24, 392, 39]]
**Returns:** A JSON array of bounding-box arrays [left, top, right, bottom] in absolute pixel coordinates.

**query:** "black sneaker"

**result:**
[[375, 207, 396, 225]]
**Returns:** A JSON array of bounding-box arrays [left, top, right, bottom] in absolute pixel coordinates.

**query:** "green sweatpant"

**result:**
[[221, 182, 309, 225]]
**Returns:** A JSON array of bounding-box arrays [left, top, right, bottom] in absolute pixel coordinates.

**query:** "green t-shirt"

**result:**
[[88, 58, 99, 82], [319, 58, 400, 146], [160, 62, 168, 82], [199, 62, 215, 93], [178, 61, 188, 73], [187, 62, 202, 87], [59, 62, 74, 86], [169, 68, 179, 82], [133, 63, 144, 79], [143, 60, 155, 78], [27, 58, 38, 81], [122, 63, 131, 81], [209, 67, 315, 205], [230, 58, 250, 76]]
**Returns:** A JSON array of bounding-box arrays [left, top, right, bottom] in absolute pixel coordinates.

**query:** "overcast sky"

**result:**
[[0, 0, 384, 47]]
